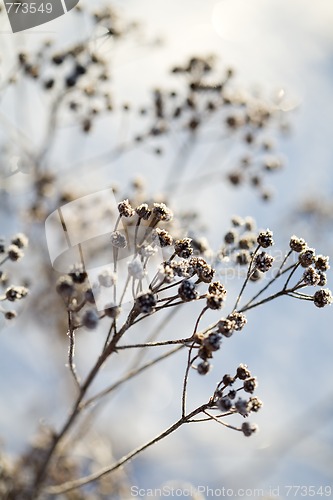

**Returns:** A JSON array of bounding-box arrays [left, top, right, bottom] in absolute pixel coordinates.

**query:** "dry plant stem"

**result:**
[[44, 401, 212, 496], [82, 345, 184, 409], [239, 285, 304, 313], [283, 262, 301, 290], [32, 307, 139, 498], [203, 410, 240, 432], [67, 310, 80, 390], [233, 245, 260, 310], [242, 255, 295, 310], [116, 338, 194, 350], [182, 307, 208, 418]]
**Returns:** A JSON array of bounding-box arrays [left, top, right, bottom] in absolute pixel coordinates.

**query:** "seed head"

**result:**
[[118, 199, 135, 217], [178, 280, 198, 301], [174, 238, 193, 259], [217, 397, 233, 412], [257, 229, 274, 248], [11, 233, 29, 249], [254, 252, 274, 272], [128, 257, 146, 280], [299, 248, 315, 268], [98, 269, 117, 287], [7, 245, 24, 261], [289, 235, 307, 253], [135, 291, 156, 314], [82, 309, 99, 330], [241, 421, 258, 437], [236, 364, 251, 380], [56, 276, 74, 299], [5, 286, 29, 302], [154, 228, 173, 247], [243, 377, 258, 394], [315, 255, 330, 272], [302, 267, 320, 286], [313, 288, 333, 308], [110, 230, 127, 248], [136, 203, 151, 220], [152, 203, 173, 222], [197, 361, 211, 375]]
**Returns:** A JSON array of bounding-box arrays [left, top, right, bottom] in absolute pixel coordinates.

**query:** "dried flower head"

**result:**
[[11, 233, 29, 249], [289, 235, 307, 253], [174, 238, 193, 258], [110, 230, 127, 248], [5, 286, 29, 302], [56, 276, 74, 299], [236, 364, 251, 380], [302, 267, 320, 286], [299, 248, 315, 268], [254, 252, 274, 272], [136, 203, 152, 220], [98, 269, 117, 287], [257, 229, 274, 248], [313, 288, 333, 308], [82, 309, 99, 330], [241, 421, 258, 437], [152, 202, 173, 222], [7, 245, 24, 261], [118, 199, 135, 217], [135, 291, 156, 314], [178, 280, 198, 301], [315, 255, 330, 272], [154, 228, 173, 247], [128, 257, 146, 280]]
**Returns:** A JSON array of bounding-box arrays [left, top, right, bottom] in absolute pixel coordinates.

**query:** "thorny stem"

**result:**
[[44, 402, 212, 496]]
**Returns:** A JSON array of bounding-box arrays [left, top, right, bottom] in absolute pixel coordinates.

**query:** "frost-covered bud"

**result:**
[[302, 267, 320, 286], [82, 309, 99, 329], [110, 230, 127, 248], [174, 238, 193, 259], [5, 286, 29, 302], [236, 364, 251, 380], [118, 199, 135, 217], [248, 397, 263, 412], [224, 230, 237, 245], [313, 288, 333, 308], [178, 280, 198, 301], [128, 257, 146, 280], [140, 244, 157, 258], [203, 332, 222, 352], [152, 202, 173, 222], [135, 291, 156, 314], [69, 263, 87, 284], [241, 421, 258, 437], [217, 318, 234, 337], [217, 397, 233, 412], [243, 377, 258, 394], [104, 304, 121, 318], [197, 361, 211, 375], [7, 245, 24, 261], [299, 248, 315, 268], [11, 233, 29, 249], [257, 229, 274, 248], [154, 228, 173, 247], [56, 276, 74, 299], [136, 203, 151, 220], [254, 252, 274, 272], [235, 398, 250, 416], [227, 311, 247, 331], [289, 235, 307, 253], [4, 310, 17, 320], [315, 255, 330, 272], [98, 269, 117, 287]]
